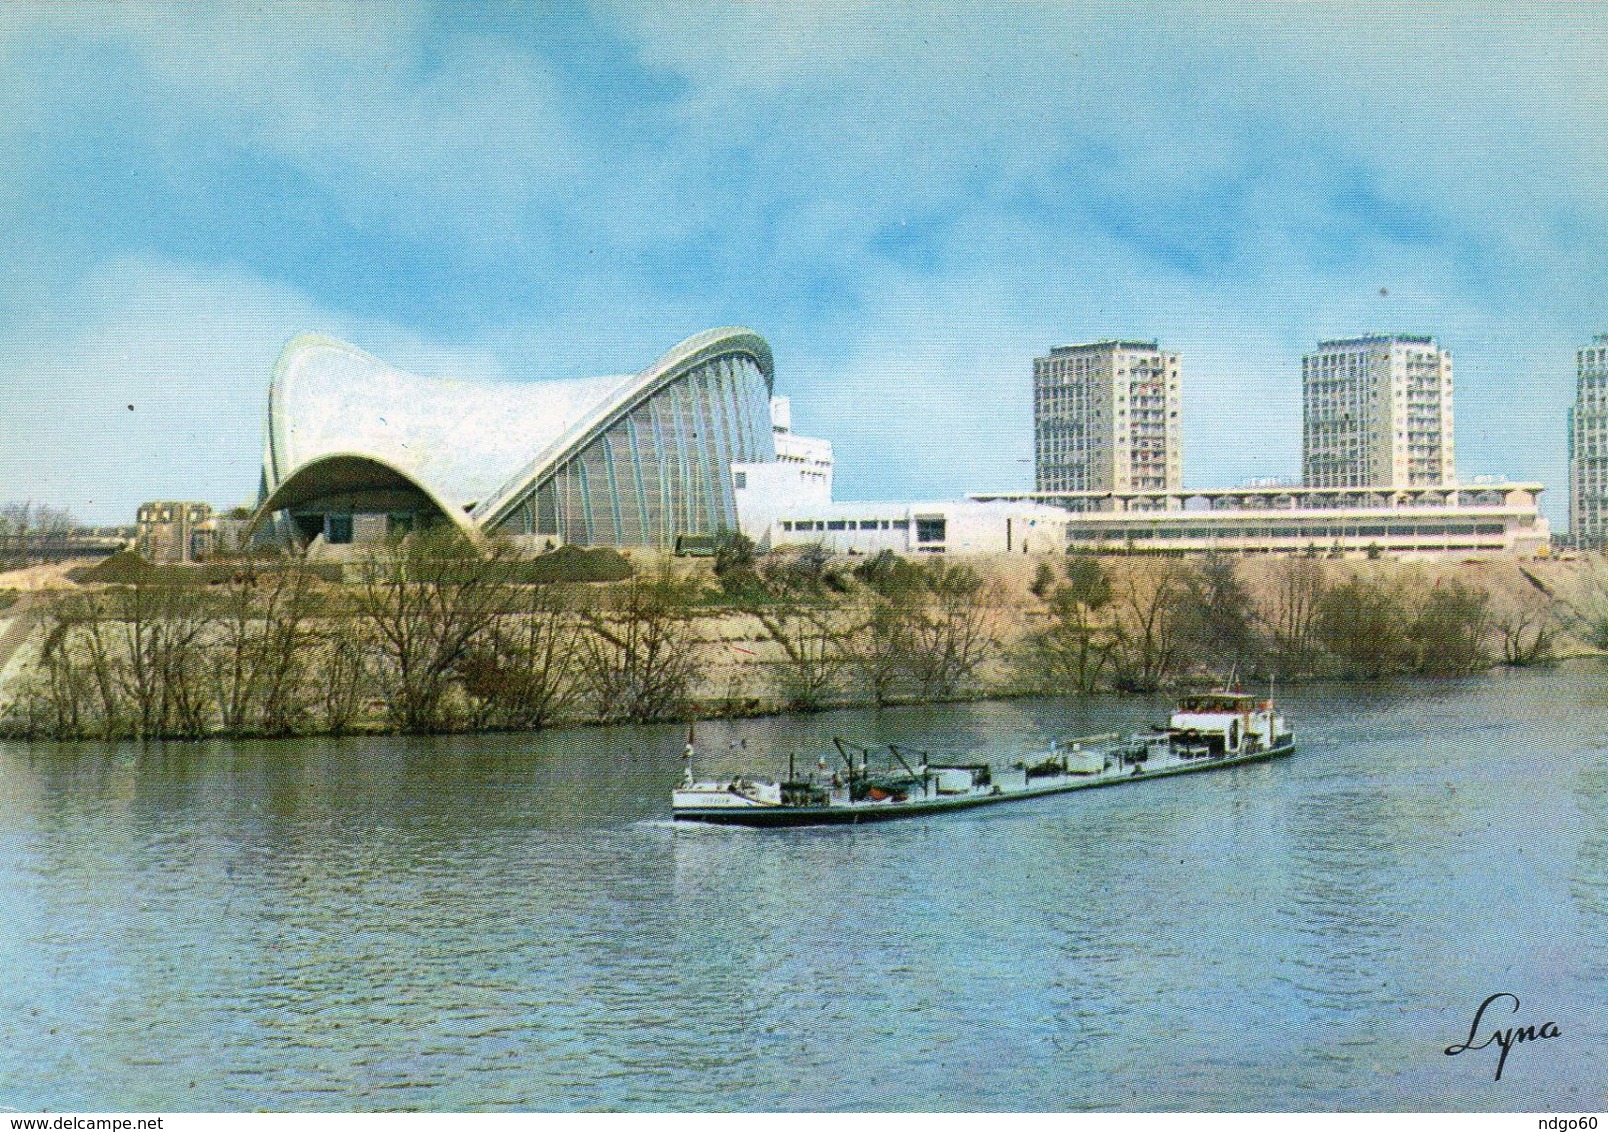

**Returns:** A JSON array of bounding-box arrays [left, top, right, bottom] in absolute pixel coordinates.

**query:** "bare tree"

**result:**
[[254, 562, 319, 735], [8, 592, 98, 738], [1019, 557, 1119, 694], [112, 580, 167, 739], [72, 590, 125, 734], [848, 593, 922, 706], [151, 587, 212, 738], [842, 552, 926, 705], [1493, 602, 1554, 667], [210, 569, 258, 734], [904, 559, 1000, 699], [458, 583, 583, 730], [352, 530, 515, 733], [55, 580, 215, 740], [314, 622, 370, 735], [0, 502, 74, 566], [1263, 558, 1327, 675], [1111, 563, 1188, 693], [758, 605, 848, 711], [576, 566, 702, 723]]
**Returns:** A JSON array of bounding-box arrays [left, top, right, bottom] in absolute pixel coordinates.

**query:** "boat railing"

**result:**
[[1051, 732, 1123, 751]]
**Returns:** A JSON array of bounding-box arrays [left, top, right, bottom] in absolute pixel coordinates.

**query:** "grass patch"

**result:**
[[66, 547, 631, 588], [66, 552, 343, 586], [509, 545, 634, 584]]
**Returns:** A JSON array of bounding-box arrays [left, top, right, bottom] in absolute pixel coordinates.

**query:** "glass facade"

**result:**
[[492, 352, 775, 549]]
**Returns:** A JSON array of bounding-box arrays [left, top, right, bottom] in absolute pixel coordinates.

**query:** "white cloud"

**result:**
[[2, 2, 582, 253], [0, 256, 513, 524]]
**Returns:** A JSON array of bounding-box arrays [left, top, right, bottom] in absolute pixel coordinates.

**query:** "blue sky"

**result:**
[[2, 1, 1605, 526]]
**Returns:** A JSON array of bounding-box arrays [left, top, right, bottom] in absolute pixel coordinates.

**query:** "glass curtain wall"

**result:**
[[495, 353, 775, 548]]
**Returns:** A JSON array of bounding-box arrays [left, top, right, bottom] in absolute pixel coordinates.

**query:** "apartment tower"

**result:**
[[1302, 334, 1455, 488], [1569, 333, 1608, 548], [1033, 340, 1181, 493]]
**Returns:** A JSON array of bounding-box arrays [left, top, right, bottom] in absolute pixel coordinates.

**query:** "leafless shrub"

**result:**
[[576, 566, 702, 723], [351, 530, 517, 733]]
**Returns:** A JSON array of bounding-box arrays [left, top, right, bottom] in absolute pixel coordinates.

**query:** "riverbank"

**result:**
[[2, 546, 1606, 740]]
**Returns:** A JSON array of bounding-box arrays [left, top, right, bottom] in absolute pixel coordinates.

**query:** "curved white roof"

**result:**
[[258, 327, 773, 533]]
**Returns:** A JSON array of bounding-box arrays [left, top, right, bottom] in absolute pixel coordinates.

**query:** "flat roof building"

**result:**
[[137, 501, 213, 563], [1569, 333, 1608, 548], [1303, 334, 1455, 488], [968, 483, 1549, 558], [754, 498, 1069, 557], [1033, 340, 1181, 494]]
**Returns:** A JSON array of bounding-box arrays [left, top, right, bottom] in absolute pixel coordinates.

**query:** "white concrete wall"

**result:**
[[733, 460, 834, 544], [765, 500, 1069, 555], [732, 424, 836, 544]]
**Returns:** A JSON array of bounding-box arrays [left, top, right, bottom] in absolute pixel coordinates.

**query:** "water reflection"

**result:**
[[1, 666, 1605, 1110]]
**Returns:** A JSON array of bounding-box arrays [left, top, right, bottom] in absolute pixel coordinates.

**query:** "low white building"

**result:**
[[734, 396, 1067, 554], [967, 482, 1551, 557], [731, 395, 836, 527], [741, 496, 1068, 556]]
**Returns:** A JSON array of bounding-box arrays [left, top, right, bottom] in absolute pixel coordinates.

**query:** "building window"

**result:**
[[734, 471, 747, 489], [915, 517, 947, 544], [827, 520, 847, 530], [325, 514, 353, 545]]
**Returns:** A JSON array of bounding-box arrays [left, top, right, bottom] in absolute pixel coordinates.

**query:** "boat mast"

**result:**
[[832, 737, 858, 785], [886, 744, 924, 781]]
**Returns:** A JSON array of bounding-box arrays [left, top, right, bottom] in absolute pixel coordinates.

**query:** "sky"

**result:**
[[1, 1, 1605, 528]]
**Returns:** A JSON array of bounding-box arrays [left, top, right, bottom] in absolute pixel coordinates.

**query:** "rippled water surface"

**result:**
[[2, 666, 1605, 1111]]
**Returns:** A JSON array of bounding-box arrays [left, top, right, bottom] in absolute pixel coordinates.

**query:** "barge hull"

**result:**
[[674, 739, 1294, 827]]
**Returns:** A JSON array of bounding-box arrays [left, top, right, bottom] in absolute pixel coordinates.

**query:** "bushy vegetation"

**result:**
[[1018, 553, 1524, 691], [0, 533, 1557, 741], [0, 532, 650, 740], [746, 552, 1001, 710]]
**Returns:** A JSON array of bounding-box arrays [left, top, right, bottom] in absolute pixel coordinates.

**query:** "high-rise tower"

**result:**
[[1569, 333, 1608, 547], [1302, 334, 1454, 488], [1033, 340, 1181, 493]]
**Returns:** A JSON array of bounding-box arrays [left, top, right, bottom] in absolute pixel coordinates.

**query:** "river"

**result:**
[[1, 665, 1604, 1111]]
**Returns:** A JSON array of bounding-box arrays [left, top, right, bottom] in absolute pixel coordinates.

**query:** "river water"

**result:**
[[1, 665, 1604, 1112]]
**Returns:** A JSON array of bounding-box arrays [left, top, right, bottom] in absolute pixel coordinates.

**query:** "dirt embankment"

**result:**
[[2, 550, 1605, 737]]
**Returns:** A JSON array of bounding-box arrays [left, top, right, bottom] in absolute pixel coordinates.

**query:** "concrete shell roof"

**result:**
[[259, 327, 773, 532]]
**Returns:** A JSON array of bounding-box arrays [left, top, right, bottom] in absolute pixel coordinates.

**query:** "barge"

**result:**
[[672, 692, 1294, 827]]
